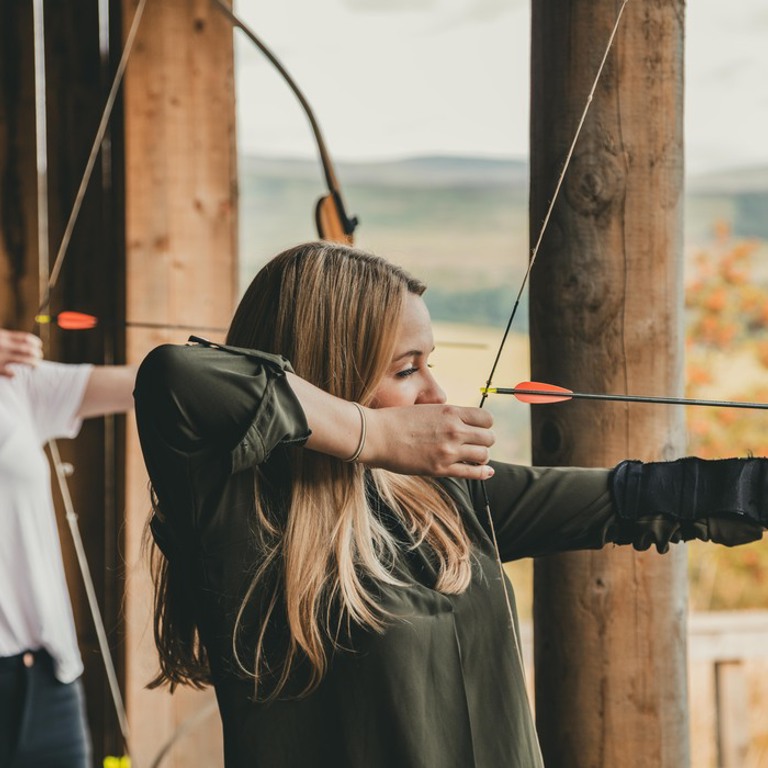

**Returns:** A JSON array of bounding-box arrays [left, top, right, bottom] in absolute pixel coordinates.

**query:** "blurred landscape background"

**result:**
[[238, 152, 768, 615]]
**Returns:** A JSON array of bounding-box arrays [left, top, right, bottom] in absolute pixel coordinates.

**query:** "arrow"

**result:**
[[482, 380, 768, 410], [34, 311, 98, 330]]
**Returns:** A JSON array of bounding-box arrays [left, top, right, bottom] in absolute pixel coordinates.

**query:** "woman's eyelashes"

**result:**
[[395, 362, 433, 379]]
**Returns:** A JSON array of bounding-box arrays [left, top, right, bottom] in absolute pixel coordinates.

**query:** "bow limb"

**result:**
[[210, 0, 358, 244]]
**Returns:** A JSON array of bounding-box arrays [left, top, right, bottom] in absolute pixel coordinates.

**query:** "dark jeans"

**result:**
[[0, 650, 91, 768]]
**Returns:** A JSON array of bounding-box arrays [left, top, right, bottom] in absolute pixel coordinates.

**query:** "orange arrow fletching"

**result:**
[[514, 381, 573, 404], [56, 311, 98, 330]]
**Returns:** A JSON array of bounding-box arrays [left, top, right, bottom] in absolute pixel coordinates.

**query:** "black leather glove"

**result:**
[[609, 457, 767, 553]]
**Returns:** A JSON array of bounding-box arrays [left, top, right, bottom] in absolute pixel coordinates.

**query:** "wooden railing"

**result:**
[[689, 611, 768, 768], [519, 611, 768, 768]]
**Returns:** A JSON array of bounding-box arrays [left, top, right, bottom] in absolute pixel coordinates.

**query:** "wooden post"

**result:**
[[715, 660, 749, 767], [530, 2, 689, 766], [122, 0, 237, 764]]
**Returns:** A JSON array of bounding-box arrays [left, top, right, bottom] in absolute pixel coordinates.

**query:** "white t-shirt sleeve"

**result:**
[[12, 361, 94, 443]]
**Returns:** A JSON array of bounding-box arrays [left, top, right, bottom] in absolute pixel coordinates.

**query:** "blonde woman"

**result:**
[[134, 243, 766, 768]]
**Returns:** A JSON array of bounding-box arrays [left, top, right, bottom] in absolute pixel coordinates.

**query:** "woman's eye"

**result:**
[[396, 367, 418, 378]]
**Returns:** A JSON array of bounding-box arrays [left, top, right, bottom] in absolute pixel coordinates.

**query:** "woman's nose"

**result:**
[[417, 371, 447, 405]]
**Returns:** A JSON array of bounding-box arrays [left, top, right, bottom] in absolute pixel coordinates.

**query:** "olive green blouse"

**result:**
[[132, 341, 679, 768]]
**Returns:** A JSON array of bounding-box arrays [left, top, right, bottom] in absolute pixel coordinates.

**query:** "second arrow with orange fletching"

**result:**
[[35, 311, 99, 330]]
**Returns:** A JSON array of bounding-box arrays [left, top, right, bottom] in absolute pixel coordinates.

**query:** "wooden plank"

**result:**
[[520, 618, 768, 767], [122, 0, 236, 762], [715, 660, 749, 768], [690, 611, 768, 661]]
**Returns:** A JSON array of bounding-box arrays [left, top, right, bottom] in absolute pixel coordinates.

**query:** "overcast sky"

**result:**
[[234, 0, 768, 175]]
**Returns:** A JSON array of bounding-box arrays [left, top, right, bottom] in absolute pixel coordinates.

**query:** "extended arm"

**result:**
[[0, 327, 135, 417], [467, 457, 766, 562], [77, 365, 137, 419]]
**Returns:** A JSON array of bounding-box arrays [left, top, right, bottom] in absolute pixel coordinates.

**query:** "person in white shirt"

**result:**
[[0, 328, 135, 768]]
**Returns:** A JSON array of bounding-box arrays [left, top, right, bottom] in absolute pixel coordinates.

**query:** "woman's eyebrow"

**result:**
[[392, 346, 435, 362]]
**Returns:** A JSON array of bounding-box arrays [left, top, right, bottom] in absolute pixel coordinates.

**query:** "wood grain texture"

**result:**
[[122, 0, 236, 763]]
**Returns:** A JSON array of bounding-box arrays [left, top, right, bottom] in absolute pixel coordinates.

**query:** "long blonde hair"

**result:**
[[150, 243, 472, 698]]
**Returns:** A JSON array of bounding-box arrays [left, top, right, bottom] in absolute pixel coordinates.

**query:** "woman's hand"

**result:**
[[288, 372, 495, 479], [362, 404, 495, 479], [0, 330, 43, 377]]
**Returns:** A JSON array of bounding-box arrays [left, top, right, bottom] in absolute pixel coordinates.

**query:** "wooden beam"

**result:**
[[122, 0, 237, 763], [530, 2, 688, 766]]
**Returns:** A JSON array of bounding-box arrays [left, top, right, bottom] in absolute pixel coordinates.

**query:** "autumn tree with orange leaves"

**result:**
[[685, 221, 768, 609]]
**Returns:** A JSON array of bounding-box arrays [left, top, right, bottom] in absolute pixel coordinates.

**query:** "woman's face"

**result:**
[[370, 293, 447, 408]]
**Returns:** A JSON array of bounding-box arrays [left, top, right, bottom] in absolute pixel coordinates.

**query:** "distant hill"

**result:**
[[238, 154, 532, 327], [685, 165, 768, 241], [238, 154, 768, 327], [240, 154, 529, 189], [687, 166, 768, 195]]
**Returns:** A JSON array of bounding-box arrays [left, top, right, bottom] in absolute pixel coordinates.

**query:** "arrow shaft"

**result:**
[[490, 387, 768, 411]]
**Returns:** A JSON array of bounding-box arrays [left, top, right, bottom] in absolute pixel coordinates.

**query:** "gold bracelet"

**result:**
[[344, 402, 367, 463]]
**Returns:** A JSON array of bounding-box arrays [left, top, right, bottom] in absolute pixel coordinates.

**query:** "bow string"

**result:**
[[478, 0, 631, 590]]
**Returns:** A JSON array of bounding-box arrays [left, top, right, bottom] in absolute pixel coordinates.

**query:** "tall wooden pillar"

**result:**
[[530, 2, 689, 766], [122, 0, 237, 764]]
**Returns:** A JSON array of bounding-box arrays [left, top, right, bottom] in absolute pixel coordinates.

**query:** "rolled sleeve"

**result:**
[[134, 341, 311, 548], [135, 342, 310, 470], [231, 368, 310, 472]]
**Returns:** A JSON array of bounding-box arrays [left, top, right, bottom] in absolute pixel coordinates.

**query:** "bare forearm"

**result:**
[[78, 365, 138, 419], [286, 372, 495, 480]]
